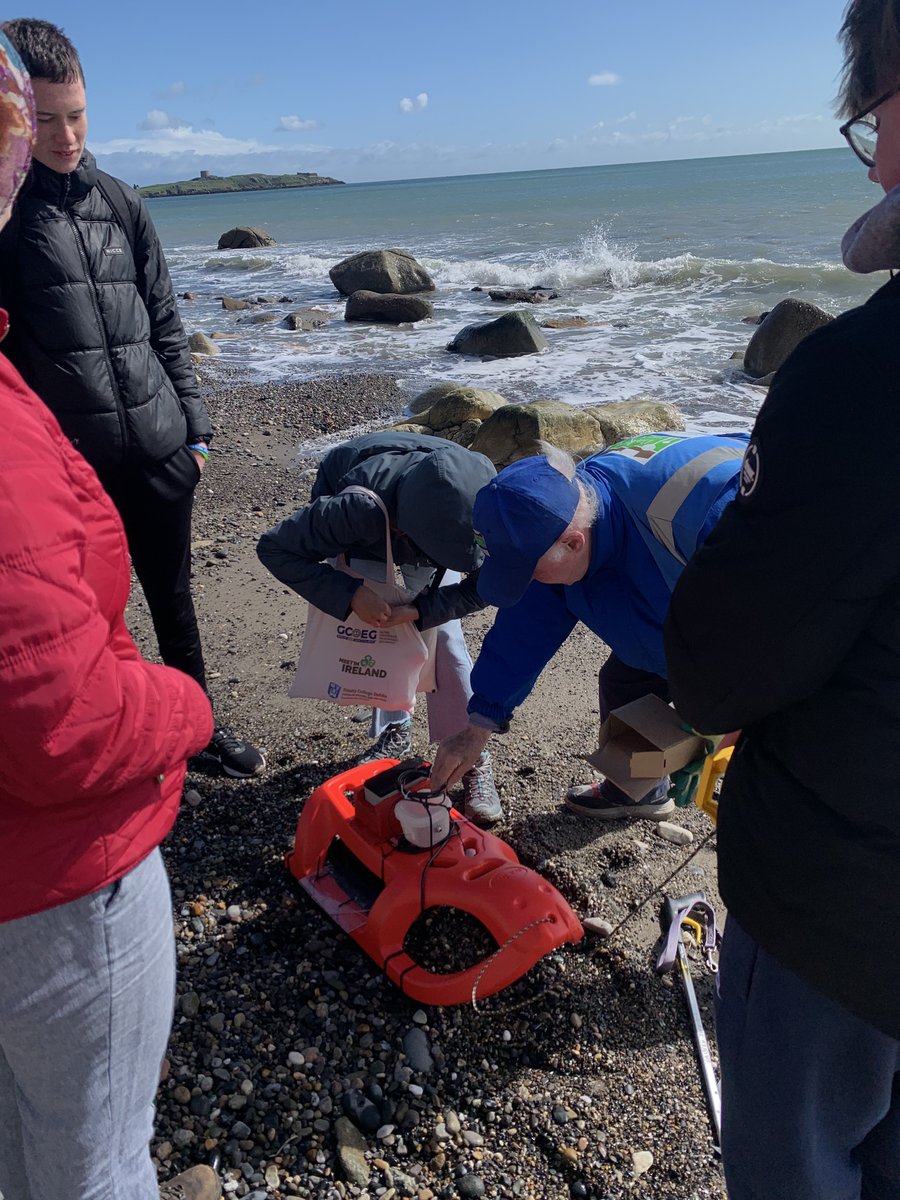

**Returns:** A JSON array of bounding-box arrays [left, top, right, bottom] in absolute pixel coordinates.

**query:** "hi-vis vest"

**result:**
[[584, 432, 749, 590]]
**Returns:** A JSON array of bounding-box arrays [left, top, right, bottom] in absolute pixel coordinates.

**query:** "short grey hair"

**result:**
[[536, 441, 598, 559]]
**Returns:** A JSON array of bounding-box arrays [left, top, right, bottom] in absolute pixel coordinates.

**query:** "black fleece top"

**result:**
[[665, 273, 900, 1038]]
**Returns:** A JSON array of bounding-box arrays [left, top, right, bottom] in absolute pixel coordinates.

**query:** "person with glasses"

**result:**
[[665, 2, 900, 1198]]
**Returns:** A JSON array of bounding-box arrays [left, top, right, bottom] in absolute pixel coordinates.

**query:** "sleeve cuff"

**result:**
[[467, 709, 510, 734]]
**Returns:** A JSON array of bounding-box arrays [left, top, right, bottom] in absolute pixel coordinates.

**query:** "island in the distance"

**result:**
[[137, 171, 344, 198]]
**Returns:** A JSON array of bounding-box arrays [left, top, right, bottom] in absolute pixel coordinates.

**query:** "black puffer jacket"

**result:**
[[0, 152, 210, 474], [257, 432, 496, 630]]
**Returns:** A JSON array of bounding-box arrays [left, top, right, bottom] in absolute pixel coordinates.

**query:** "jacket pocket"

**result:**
[[145, 443, 201, 502]]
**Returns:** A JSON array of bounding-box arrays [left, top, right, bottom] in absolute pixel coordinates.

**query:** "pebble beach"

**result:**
[[132, 364, 728, 1200]]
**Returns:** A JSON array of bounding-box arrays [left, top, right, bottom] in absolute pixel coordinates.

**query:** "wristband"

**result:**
[[187, 442, 209, 460]]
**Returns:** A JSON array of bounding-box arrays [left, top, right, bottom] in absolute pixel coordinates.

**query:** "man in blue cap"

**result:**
[[430, 433, 747, 819]]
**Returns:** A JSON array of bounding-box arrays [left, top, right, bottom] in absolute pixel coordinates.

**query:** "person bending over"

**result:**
[[258, 431, 503, 826], [430, 433, 745, 818]]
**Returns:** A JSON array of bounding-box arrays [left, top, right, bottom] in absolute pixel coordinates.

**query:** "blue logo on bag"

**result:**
[[328, 682, 342, 699]]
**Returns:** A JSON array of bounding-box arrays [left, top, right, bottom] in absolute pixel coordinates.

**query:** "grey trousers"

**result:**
[[0, 849, 175, 1200]]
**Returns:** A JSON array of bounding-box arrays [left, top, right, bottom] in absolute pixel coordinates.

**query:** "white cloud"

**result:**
[[758, 112, 827, 129], [400, 93, 428, 113], [92, 125, 284, 157], [90, 104, 838, 187], [140, 110, 175, 131], [277, 114, 320, 131], [588, 71, 620, 87]]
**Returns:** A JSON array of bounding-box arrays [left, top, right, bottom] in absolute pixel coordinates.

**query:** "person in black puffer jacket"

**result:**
[[665, 3, 900, 1197], [0, 18, 263, 780]]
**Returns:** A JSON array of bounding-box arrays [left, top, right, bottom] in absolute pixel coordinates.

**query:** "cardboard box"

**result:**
[[584, 695, 706, 800]]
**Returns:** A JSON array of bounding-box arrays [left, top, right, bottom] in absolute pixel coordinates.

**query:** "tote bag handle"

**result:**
[[337, 486, 398, 585]]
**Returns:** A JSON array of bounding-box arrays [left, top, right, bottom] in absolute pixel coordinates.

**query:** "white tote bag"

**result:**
[[289, 486, 437, 709]]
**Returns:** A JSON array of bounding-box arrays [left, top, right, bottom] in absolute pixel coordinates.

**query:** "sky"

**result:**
[[19, 0, 856, 185]]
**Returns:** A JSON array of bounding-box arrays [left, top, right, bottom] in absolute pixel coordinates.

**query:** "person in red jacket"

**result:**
[[0, 37, 219, 1200]]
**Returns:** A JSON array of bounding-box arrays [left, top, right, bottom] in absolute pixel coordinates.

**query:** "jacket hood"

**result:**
[[395, 445, 496, 573]]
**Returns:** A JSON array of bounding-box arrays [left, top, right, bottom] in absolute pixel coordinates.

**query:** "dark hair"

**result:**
[[0, 18, 83, 84], [838, 0, 900, 115]]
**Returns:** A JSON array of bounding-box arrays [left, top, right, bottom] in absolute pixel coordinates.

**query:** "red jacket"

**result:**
[[0, 351, 213, 922]]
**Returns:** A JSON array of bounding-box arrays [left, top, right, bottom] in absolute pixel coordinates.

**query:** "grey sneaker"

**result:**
[[159, 1164, 221, 1200], [564, 781, 674, 821], [358, 720, 413, 764], [462, 752, 502, 826]]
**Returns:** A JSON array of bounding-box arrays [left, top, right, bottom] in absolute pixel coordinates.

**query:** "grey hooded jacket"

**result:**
[[257, 432, 496, 630]]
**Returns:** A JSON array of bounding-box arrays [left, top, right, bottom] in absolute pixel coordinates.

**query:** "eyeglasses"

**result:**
[[840, 80, 900, 168]]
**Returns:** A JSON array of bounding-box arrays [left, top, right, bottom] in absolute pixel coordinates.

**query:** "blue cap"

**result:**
[[473, 456, 580, 607]]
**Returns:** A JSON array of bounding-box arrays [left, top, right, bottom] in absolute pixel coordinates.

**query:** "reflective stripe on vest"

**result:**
[[646, 444, 745, 564]]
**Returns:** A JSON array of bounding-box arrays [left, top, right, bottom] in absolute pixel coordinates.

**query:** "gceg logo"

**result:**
[[336, 625, 377, 642]]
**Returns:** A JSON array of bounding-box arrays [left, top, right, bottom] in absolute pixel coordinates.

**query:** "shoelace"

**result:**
[[212, 727, 244, 752], [463, 757, 496, 803], [372, 725, 410, 755]]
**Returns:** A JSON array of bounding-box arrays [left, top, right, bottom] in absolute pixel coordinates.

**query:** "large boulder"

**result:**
[[586, 397, 685, 443], [400, 387, 510, 448], [329, 249, 434, 296], [283, 307, 330, 331], [344, 290, 433, 324], [391, 422, 433, 436], [447, 311, 548, 359], [408, 382, 508, 417], [217, 226, 275, 249], [744, 299, 832, 377], [187, 331, 219, 356], [240, 311, 280, 325], [469, 399, 604, 467]]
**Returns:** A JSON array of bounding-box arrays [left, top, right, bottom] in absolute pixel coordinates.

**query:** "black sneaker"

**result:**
[[358, 720, 413, 764], [199, 726, 266, 779], [564, 781, 674, 821]]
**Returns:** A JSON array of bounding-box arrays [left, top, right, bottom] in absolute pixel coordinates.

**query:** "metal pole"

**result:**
[[675, 939, 722, 1152]]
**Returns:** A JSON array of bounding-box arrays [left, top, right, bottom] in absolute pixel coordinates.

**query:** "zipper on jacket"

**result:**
[[63, 178, 128, 460]]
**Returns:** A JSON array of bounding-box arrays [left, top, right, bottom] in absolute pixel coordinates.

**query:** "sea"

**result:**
[[147, 148, 880, 434]]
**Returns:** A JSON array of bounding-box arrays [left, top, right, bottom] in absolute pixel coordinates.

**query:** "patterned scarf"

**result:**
[[0, 32, 35, 225], [841, 183, 900, 274]]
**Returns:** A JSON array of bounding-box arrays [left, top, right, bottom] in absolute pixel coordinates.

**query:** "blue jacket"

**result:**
[[469, 433, 747, 726]]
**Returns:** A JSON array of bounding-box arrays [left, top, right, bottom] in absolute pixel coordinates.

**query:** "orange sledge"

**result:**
[[286, 758, 583, 1005]]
